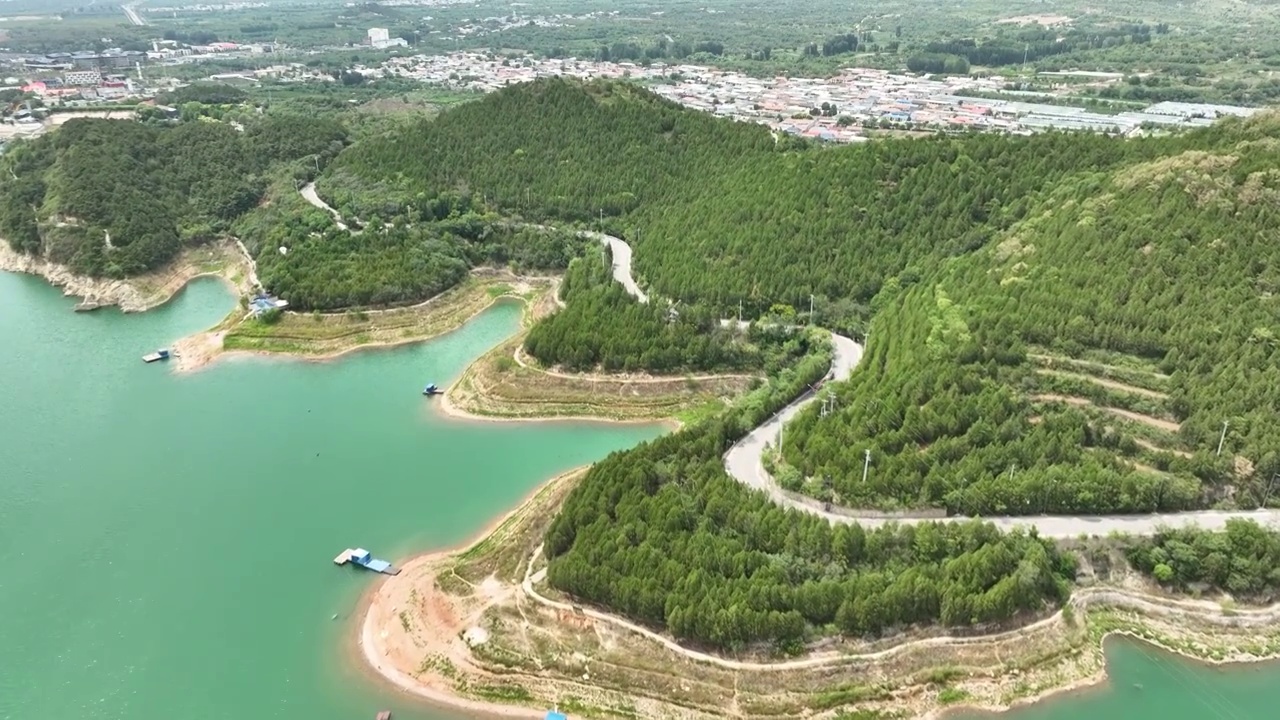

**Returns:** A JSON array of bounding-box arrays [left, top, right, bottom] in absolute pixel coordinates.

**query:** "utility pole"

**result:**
[[862, 449, 871, 483], [1262, 473, 1279, 508], [1217, 420, 1229, 457]]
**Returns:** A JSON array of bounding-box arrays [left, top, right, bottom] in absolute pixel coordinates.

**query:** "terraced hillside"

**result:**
[[784, 125, 1280, 515]]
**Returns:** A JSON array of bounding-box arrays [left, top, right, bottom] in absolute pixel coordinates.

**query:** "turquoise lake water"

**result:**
[[2, 269, 1277, 720], [0, 272, 660, 720]]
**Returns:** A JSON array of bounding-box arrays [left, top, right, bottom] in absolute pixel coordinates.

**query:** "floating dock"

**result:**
[[142, 349, 171, 363], [334, 548, 399, 575]]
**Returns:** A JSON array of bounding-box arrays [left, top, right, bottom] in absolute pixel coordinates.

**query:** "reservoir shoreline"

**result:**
[[0, 238, 251, 313], [8, 251, 1280, 720], [350, 471, 588, 720]]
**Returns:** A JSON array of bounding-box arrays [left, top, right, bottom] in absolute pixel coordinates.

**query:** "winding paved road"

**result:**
[[578, 230, 648, 303], [591, 234, 1280, 538], [300, 182, 353, 232], [297, 182, 1280, 538]]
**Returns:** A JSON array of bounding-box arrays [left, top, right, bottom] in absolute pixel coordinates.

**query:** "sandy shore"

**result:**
[[359, 555, 547, 719], [435, 384, 679, 428], [356, 471, 584, 719], [172, 319, 495, 375]]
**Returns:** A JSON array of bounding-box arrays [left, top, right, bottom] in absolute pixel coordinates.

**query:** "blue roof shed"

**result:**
[[545, 712, 568, 720]]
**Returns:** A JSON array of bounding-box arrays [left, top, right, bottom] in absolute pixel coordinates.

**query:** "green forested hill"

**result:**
[[629, 131, 1180, 311], [0, 116, 349, 277], [319, 76, 776, 222], [543, 336, 1075, 650], [784, 119, 1280, 515]]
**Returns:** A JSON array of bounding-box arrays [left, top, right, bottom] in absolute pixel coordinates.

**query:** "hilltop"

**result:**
[[318, 76, 777, 224]]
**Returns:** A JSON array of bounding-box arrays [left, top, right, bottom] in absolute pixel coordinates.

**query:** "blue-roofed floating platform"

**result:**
[[334, 548, 400, 575]]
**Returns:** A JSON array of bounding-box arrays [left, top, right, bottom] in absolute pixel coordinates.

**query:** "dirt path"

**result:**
[[511, 344, 757, 384], [1032, 393, 1181, 432], [233, 239, 262, 291], [1029, 353, 1170, 381], [1035, 368, 1168, 399], [1134, 437, 1193, 458]]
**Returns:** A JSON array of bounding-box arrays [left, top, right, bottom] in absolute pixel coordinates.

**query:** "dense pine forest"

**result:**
[[321, 77, 1198, 314], [318, 77, 778, 225], [0, 116, 348, 277], [783, 119, 1280, 515], [544, 339, 1075, 650], [0, 109, 588, 309], [1127, 520, 1280, 601]]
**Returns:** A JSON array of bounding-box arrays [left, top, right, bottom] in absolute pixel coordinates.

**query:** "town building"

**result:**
[[376, 52, 1257, 140], [63, 70, 102, 86], [367, 28, 408, 49]]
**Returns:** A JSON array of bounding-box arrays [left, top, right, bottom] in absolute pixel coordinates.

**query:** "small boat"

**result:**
[[422, 383, 442, 396], [375, 711, 392, 720], [142, 349, 171, 363]]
